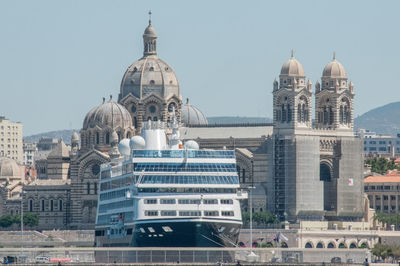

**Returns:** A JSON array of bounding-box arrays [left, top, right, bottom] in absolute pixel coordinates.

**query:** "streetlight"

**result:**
[[247, 184, 258, 262]]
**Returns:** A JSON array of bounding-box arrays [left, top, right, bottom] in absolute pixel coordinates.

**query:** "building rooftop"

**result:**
[[365, 172, 400, 183]]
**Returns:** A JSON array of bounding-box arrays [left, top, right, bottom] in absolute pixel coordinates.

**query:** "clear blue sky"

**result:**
[[1, 0, 399, 136]]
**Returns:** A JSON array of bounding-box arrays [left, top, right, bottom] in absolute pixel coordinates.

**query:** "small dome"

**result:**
[[0, 157, 22, 179], [82, 98, 133, 130], [118, 139, 131, 156], [322, 57, 347, 79], [280, 52, 305, 77], [130, 136, 146, 150], [71, 132, 79, 142], [144, 25, 156, 36], [181, 99, 208, 126], [184, 140, 199, 150]]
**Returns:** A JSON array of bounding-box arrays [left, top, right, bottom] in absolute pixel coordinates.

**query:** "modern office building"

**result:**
[[0, 116, 23, 163]]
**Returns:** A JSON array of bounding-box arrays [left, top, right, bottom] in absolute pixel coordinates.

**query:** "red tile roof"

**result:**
[[365, 173, 400, 183]]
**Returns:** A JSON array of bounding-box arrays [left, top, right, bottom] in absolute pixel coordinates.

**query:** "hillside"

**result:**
[[24, 129, 79, 144], [354, 102, 400, 135], [207, 116, 272, 124]]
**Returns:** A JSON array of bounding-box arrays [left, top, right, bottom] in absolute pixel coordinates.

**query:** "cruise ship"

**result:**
[[94, 117, 247, 247]]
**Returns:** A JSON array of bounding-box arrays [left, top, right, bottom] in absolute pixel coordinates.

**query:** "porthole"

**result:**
[[150, 80, 155, 85], [149, 66, 154, 71], [169, 80, 173, 84]]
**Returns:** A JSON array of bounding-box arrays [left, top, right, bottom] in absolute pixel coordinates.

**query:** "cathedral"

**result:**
[[0, 16, 364, 229]]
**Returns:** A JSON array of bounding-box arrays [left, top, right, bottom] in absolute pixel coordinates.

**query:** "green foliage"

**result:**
[[0, 215, 15, 227], [241, 211, 279, 226], [365, 157, 399, 175], [0, 213, 39, 228], [23, 213, 39, 227], [373, 212, 400, 229]]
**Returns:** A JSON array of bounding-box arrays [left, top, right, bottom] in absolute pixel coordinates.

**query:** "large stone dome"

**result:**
[[119, 21, 180, 101], [83, 97, 133, 130], [0, 157, 22, 179], [120, 57, 179, 100], [322, 55, 347, 79], [280, 51, 305, 77], [181, 99, 208, 126]]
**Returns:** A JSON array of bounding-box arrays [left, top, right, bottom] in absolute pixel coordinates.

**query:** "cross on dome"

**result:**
[[148, 10, 152, 25]]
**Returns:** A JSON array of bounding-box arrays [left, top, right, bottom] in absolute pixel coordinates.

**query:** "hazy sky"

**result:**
[[1, 0, 399, 136]]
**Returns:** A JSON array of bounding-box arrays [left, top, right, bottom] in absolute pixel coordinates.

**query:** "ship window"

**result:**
[[160, 199, 176, 204], [221, 211, 234, 216], [178, 199, 201, 204], [161, 210, 177, 216], [145, 210, 158, 216], [204, 211, 219, 216], [220, 199, 233, 204], [203, 199, 218, 204], [162, 226, 173, 232], [144, 199, 157, 204], [179, 211, 201, 216]]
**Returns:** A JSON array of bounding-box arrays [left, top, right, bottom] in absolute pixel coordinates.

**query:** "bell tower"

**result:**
[[315, 53, 354, 131], [273, 50, 312, 133]]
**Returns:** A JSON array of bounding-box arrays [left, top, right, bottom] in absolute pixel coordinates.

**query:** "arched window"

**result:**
[[320, 163, 332, 182], [50, 200, 54, 212], [242, 169, 246, 183], [94, 182, 98, 195], [168, 102, 176, 113], [59, 200, 63, 211], [96, 132, 99, 145], [349, 243, 357, 249], [297, 104, 301, 122], [316, 242, 324, 248], [305, 242, 313, 248], [281, 105, 286, 122], [329, 106, 334, 125], [237, 166, 241, 180], [41, 199, 45, 212], [302, 104, 308, 122], [340, 106, 344, 123], [323, 107, 328, 125], [327, 242, 335, 248], [134, 117, 138, 128], [105, 133, 110, 144], [126, 132, 131, 139], [287, 104, 292, 122], [29, 199, 33, 212], [153, 117, 158, 121], [117, 132, 121, 142], [87, 182, 90, 195]]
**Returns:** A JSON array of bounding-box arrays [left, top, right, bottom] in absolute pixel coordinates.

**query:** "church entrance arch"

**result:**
[[320, 161, 337, 211]]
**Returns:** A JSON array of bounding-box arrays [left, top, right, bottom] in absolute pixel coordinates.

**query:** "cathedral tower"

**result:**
[[315, 53, 354, 131], [273, 51, 313, 134]]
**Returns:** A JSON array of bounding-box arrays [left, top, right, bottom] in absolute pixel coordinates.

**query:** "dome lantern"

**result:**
[[143, 11, 157, 57]]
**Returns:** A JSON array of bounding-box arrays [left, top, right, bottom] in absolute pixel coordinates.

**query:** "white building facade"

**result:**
[[0, 116, 23, 163]]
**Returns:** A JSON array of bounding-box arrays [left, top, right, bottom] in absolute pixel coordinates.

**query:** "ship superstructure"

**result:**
[[95, 118, 247, 247]]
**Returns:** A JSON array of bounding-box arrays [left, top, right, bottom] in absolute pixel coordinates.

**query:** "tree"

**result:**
[[0, 215, 14, 227], [23, 213, 39, 227]]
